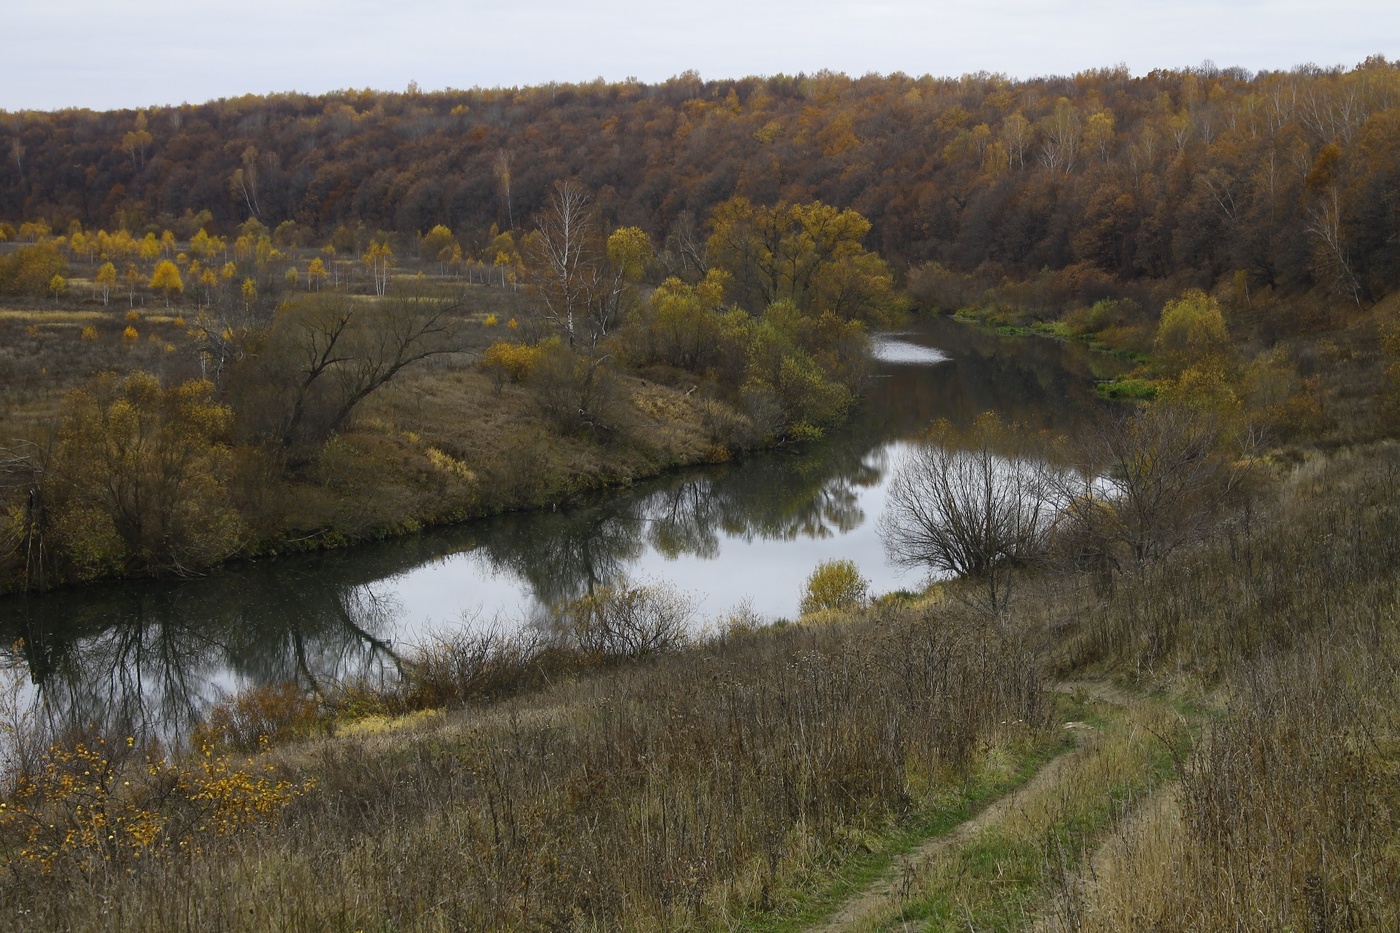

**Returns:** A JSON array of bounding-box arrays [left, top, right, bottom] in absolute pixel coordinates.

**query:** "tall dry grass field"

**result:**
[[0, 610, 1052, 932], [1034, 445, 1400, 931]]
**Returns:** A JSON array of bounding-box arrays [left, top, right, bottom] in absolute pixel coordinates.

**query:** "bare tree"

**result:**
[[661, 210, 710, 279], [1053, 402, 1258, 578], [1306, 186, 1363, 307], [1000, 111, 1032, 168], [879, 414, 1062, 619], [240, 286, 476, 451], [1037, 101, 1082, 173], [527, 180, 594, 345]]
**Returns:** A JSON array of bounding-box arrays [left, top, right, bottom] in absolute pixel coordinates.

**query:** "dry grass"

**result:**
[[854, 688, 1187, 932], [0, 309, 106, 322], [1021, 444, 1400, 932], [0, 608, 1053, 932], [0, 303, 201, 443], [1045, 631, 1399, 932]]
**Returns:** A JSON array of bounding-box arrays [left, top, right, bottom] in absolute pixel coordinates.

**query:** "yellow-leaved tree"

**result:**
[[121, 112, 153, 170], [706, 197, 901, 322], [306, 256, 328, 291], [420, 224, 454, 261], [138, 232, 161, 262], [148, 259, 184, 306], [47, 372, 243, 578], [363, 241, 393, 296], [94, 261, 117, 306], [1154, 289, 1232, 376]]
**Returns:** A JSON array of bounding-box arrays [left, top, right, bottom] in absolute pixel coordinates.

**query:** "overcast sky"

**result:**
[[3, 1, 1396, 112]]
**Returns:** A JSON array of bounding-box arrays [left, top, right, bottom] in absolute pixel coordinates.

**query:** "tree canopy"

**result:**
[[3, 60, 1399, 300]]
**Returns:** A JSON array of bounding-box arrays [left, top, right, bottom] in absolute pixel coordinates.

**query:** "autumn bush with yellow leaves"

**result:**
[[43, 371, 244, 579], [479, 337, 550, 391], [0, 735, 312, 876]]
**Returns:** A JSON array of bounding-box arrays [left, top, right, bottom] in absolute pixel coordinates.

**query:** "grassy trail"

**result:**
[[798, 682, 1191, 933]]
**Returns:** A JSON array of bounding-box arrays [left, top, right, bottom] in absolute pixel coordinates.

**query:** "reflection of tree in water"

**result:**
[[645, 479, 725, 560], [215, 575, 405, 690], [0, 569, 405, 748], [476, 438, 885, 611], [704, 442, 882, 542], [476, 497, 647, 607]]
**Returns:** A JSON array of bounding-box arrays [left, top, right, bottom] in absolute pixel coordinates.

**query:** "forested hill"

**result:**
[[3, 60, 1399, 299]]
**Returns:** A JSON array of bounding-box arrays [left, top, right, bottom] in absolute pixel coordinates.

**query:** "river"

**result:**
[[0, 316, 1126, 747]]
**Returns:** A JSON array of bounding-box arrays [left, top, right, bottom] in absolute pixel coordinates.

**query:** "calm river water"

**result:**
[[0, 316, 1125, 745]]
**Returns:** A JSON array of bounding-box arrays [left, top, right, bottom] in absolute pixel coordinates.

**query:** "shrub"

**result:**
[[398, 626, 552, 710], [46, 372, 243, 577], [555, 580, 694, 661], [799, 558, 870, 615], [479, 340, 546, 391], [529, 342, 619, 435], [0, 242, 66, 297], [192, 682, 321, 752], [0, 736, 311, 876]]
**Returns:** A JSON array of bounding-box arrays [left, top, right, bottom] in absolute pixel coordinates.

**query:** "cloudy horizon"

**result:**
[[2, 1, 1396, 112]]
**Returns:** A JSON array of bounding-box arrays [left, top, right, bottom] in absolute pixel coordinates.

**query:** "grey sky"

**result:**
[[3, 1, 1396, 111]]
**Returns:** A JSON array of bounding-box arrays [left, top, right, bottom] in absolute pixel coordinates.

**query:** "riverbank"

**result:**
[[0, 272, 874, 594], [3, 440, 1395, 931], [0, 353, 720, 594]]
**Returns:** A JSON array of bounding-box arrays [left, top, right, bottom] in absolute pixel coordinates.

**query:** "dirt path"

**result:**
[[1026, 781, 1179, 933], [803, 681, 1126, 933]]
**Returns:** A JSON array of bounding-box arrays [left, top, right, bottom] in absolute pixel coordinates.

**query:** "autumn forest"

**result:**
[[3, 61, 1398, 297]]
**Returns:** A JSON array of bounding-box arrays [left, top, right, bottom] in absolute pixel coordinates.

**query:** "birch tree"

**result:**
[[527, 180, 593, 345]]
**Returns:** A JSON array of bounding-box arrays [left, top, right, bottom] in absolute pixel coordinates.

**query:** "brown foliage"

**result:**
[[3, 62, 1398, 302]]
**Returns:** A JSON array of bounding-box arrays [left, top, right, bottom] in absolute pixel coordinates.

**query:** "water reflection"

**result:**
[[0, 316, 1126, 746], [1, 567, 406, 746], [450, 433, 885, 614]]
